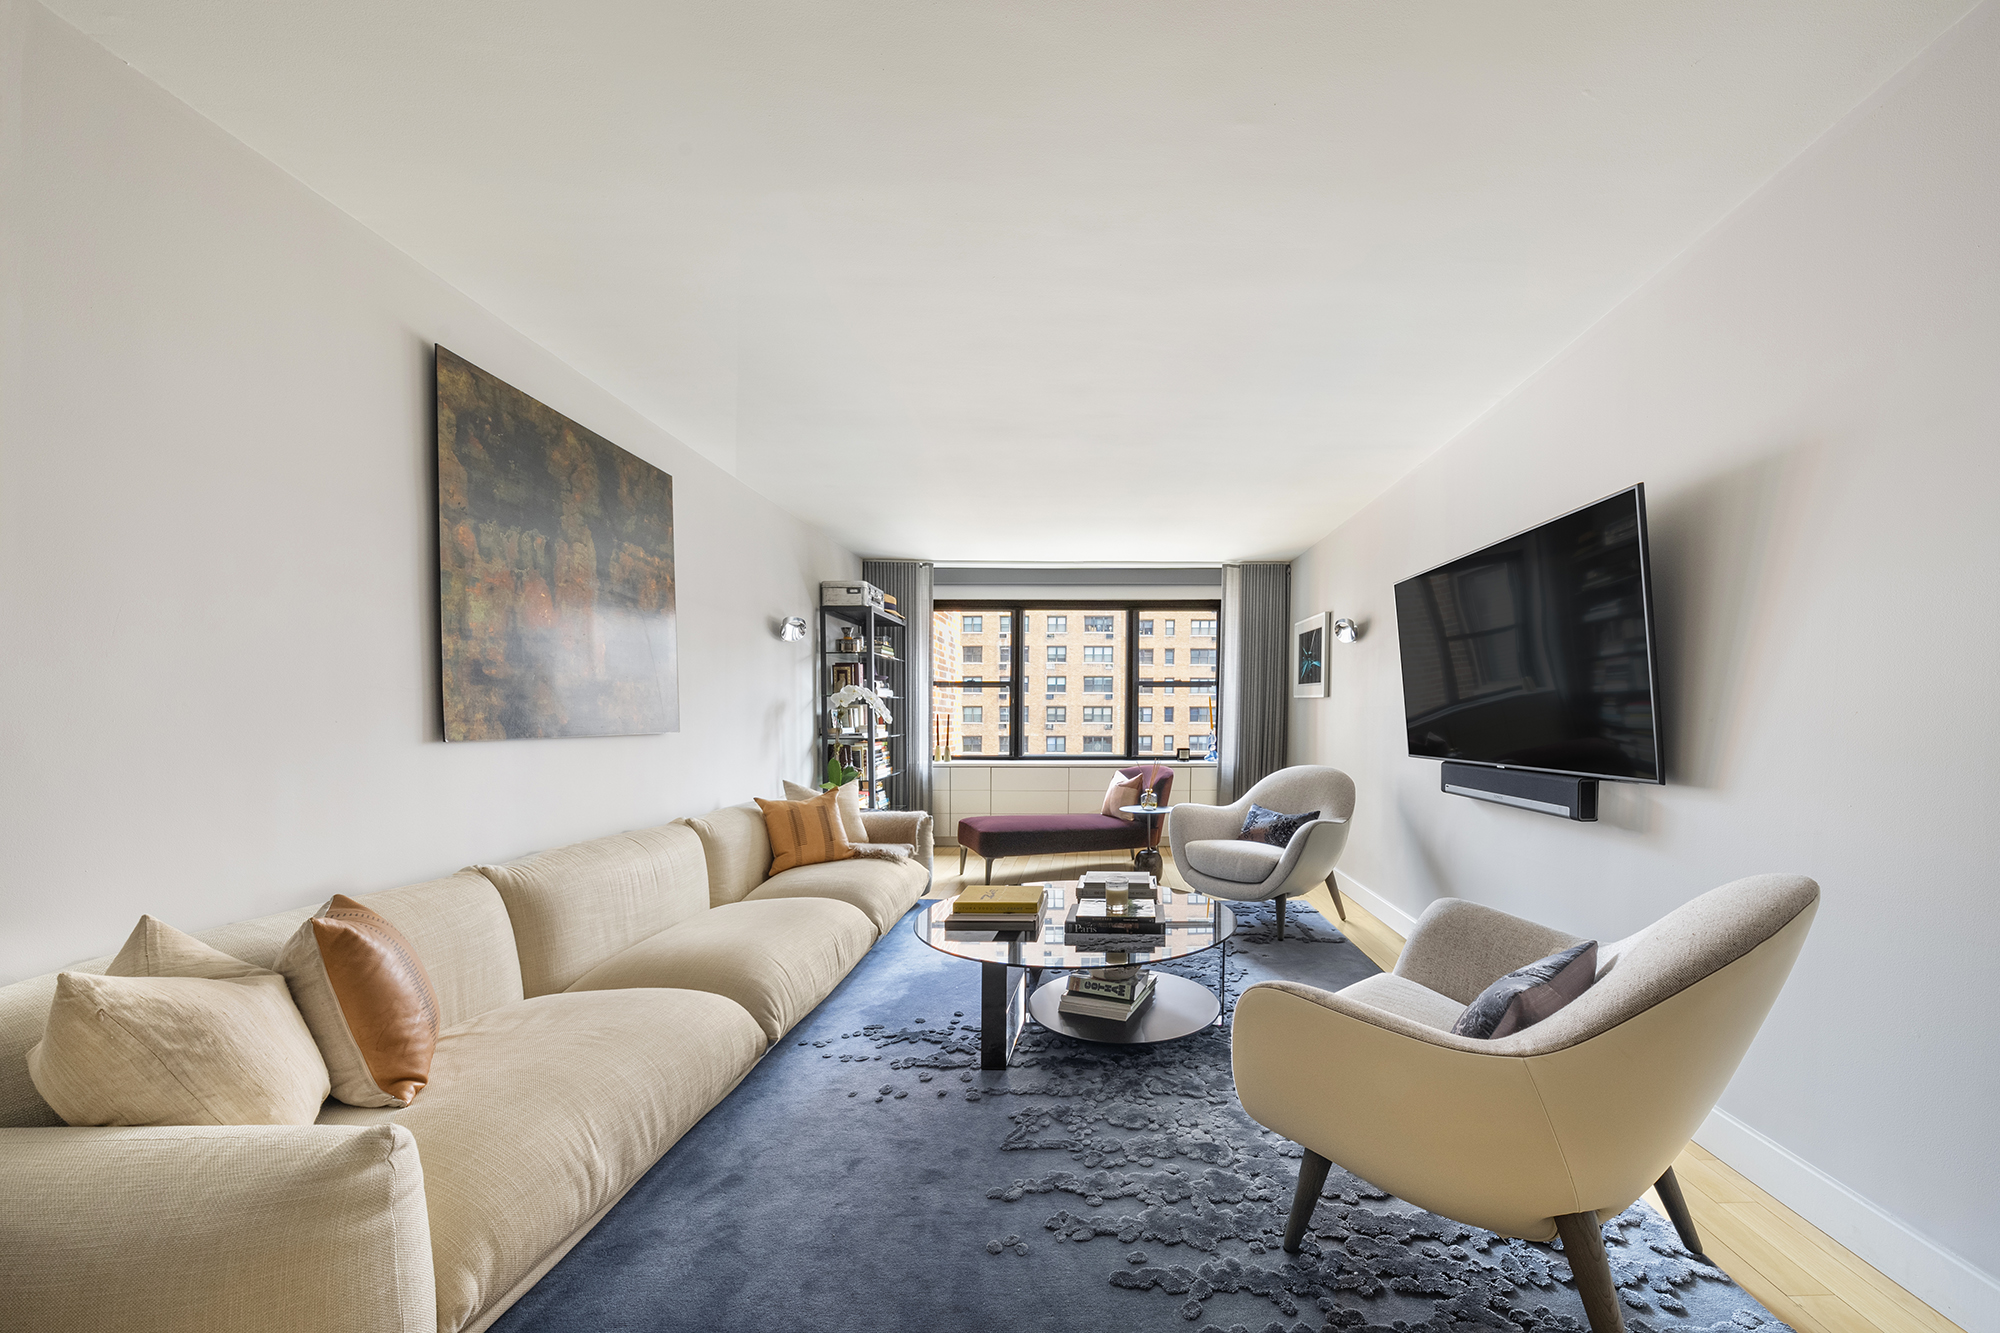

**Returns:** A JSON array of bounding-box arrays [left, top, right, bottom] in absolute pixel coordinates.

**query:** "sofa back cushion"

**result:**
[[357, 871, 524, 1030], [684, 804, 774, 906], [474, 823, 710, 997]]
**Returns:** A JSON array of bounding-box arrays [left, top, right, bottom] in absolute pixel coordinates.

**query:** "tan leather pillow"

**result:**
[[756, 790, 858, 875], [275, 895, 442, 1108], [782, 777, 869, 843], [1102, 770, 1143, 821], [26, 916, 330, 1126]]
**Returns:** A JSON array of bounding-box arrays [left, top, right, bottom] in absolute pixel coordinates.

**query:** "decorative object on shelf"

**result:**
[[828, 683, 892, 725], [820, 594, 905, 811], [1176, 746, 1191, 761], [835, 628, 863, 653], [1293, 611, 1328, 699], [436, 347, 678, 740], [821, 754, 861, 791], [777, 616, 808, 642], [1332, 617, 1360, 644]]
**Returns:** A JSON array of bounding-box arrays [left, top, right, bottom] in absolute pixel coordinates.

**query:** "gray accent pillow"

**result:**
[[1239, 804, 1318, 848], [1450, 940, 1599, 1040]]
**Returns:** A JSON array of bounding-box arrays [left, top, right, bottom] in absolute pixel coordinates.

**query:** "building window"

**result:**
[[1136, 648, 1153, 664], [1191, 735, 1210, 754], [1083, 645, 1114, 664], [1137, 736, 1153, 751], [1138, 619, 1154, 636], [1189, 648, 1216, 665], [964, 676, 982, 694], [1083, 737, 1112, 753], [1164, 620, 1176, 636], [1083, 676, 1113, 694], [1084, 615, 1115, 633], [999, 707, 1010, 724], [963, 707, 982, 724], [961, 736, 983, 753], [1083, 707, 1113, 723], [1191, 619, 1216, 636], [1163, 707, 1174, 723], [1162, 735, 1175, 751], [961, 645, 984, 664], [1189, 707, 1210, 723], [1163, 683, 1175, 694], [1139, 707, 1153, 723], [1045, 676, 1066, 693], [1046, 615, 1068, 634], [1046, 736, 1067, 753], [1138, 680, 1153, 694], [998, 615, 1011, 635], [1047, 645, 1067, 662], [1045, 706, 1068, 723], [962, 615, 983, 634]]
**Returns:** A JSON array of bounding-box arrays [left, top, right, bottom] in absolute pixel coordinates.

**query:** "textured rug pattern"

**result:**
[[494, 899, 1791, 1333]]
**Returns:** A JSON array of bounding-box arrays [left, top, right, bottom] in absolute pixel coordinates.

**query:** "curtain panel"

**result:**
[[1219, 562, 1290, 803], [861, 560, 933, 813]]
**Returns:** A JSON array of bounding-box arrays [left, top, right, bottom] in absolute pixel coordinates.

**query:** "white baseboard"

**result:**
[[1329, 868, 1419, 937], [1695, 1108, 1999, 1333]]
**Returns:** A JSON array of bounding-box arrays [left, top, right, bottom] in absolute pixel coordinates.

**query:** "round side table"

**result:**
[[1119, 804, 1166, 877]]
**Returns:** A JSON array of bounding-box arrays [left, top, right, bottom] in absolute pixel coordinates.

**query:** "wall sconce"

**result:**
[[777, 616, 808, 642], [1332, 618, 1360, 644]]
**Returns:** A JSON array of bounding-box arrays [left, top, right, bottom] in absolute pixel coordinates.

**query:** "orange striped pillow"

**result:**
[[755, 790, 859, 875]]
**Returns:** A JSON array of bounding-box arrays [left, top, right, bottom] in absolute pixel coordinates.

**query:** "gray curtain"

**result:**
[[861, 560, 933, 813], [1218, 562, 1290, 803]]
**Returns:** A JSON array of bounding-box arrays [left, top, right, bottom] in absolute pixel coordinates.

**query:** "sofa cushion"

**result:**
[[567, 898, 875, 1043], [319, 989, 763, 1333], [684, 804, 774, 906], [782, 778, 870, 843], [474, 823, 710, 998], [356, 871, 524, 1029], [1452, 941, 1599, 1040], [745, 856, 929, 935], [1183, 838, 1284, 884], [275, 896, 444, 1108], [756, 791, 857, 874]]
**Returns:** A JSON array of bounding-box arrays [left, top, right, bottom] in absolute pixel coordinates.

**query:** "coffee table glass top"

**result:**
[[913, 881, 1236, 970]]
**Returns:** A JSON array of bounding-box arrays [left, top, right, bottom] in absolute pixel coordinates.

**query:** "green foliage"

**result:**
[[821, 753, 861, 791]]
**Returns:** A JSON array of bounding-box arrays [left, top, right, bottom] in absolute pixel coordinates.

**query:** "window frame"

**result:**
[[932, 598, 1221, 761]]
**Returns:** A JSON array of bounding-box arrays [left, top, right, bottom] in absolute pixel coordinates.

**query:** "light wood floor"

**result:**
[[935, 846, 1964, 1333]]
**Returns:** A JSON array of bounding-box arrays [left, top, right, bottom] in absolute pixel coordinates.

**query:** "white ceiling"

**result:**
[[51, 0, 1974, 560]]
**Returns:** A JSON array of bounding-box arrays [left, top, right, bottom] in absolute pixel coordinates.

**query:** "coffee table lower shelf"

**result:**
[[1026, 972, 1222, 1046]]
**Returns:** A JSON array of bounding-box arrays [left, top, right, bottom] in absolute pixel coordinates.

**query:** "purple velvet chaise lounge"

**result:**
[[955, 764, 1174, 884]]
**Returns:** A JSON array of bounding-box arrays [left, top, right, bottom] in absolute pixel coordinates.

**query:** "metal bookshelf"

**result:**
[[819, 599, 907, 811]]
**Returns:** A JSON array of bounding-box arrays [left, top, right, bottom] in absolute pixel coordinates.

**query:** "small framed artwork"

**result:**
[[1293, 613, 1328, 698]]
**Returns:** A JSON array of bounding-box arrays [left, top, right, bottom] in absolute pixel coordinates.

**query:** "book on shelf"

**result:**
[[1056, 973, 1157, 1021]]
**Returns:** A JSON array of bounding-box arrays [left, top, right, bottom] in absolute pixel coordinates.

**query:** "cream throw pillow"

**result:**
[[782, 777, 869, 843], [27, 916, 330, 1126], [1102, 771, 1143, 821]]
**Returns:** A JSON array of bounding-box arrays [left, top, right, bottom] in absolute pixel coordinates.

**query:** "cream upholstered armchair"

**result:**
[[1167, 765, 1355, 937], [1232, 874, 1819, 1333]]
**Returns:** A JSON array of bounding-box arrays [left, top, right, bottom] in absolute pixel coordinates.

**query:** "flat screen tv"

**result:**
[[1394, 485, 1662, 783]]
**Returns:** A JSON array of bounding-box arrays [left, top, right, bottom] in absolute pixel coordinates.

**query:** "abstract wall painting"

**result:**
[[1293, 612, 1328, 699], [436, 347, 678, 740]]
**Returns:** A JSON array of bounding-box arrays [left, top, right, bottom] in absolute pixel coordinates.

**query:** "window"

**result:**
[[1163, 649, 1175, 666], [931, 603, 1216, 760], [962, 735, 983, 752], [1191, 619, 1216, 636], [1164, 707, 1175, 722], [1189, 707, 1209, 723], [1191, 735, 1211, 754], [1162, 735, 1175, 751], [1190, 648, 1216, 666]]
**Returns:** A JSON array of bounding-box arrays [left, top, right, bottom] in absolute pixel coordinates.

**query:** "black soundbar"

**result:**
[[1440, 761, 1598, 821]]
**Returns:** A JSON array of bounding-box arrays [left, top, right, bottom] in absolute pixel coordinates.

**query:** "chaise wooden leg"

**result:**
[[985, 856, 995, 885], [1553, 1211, 1627, 1333], [1275, 894, 1287, 940], [959, 846, 967, 874], [1283, 1148, 1333, 1254], [1654, 1167, 1706, 1258]]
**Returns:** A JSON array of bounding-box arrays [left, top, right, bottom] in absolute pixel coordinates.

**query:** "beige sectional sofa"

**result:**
[[0, 802, 932, 1333]]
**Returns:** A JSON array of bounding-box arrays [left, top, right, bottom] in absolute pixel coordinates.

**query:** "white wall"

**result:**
[[1290, 6, 1998, 1324], [0, 2, 855, 985]]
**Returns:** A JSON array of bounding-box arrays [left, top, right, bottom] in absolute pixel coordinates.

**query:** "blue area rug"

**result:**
[[494, 898, 1791, 1333]]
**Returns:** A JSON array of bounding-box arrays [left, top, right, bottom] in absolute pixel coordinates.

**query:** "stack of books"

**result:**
[[1064, 894, 1166, 950], [941, 883, 1047, 930], [1057, 968, 1157, 1022]]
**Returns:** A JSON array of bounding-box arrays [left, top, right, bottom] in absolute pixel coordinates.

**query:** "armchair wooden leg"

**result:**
[[1654, 1167, 1706, 1258], [1553, 1211, 1627, 1333], [1327, 879, 1348, 921], [1275, 894, 1287, 940], [1282, 1148, 1333, 1254]]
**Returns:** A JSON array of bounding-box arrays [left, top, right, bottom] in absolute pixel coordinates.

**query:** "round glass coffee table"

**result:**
[[912, 880, 1237, 1068]]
